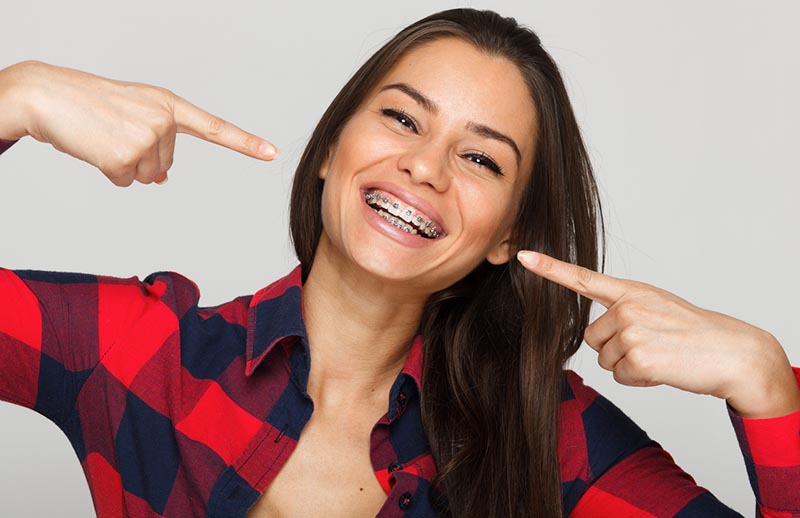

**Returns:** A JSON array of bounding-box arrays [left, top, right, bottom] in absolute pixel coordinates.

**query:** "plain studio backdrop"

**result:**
[[1, 1, 798, 516]]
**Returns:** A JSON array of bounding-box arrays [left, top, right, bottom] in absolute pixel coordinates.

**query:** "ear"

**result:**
[[318, 155, 329, 181], [318, 145, 336, 181], [485, 228, 514, 265]]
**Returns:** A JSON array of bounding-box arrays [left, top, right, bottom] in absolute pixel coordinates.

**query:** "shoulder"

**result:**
[[139, 270, 202, 317], [8, 268, 205, 325], [106, 271, 257, 337]]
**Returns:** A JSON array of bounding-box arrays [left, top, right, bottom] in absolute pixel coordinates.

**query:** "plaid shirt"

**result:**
[[2, 137, 799, 517]]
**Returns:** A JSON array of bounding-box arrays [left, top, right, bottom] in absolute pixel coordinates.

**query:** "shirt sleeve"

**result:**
[[726, 366, 800, 516], [561, 368, 800, 517], [0, 138, 18, 155], [0, 267, 197, 431]]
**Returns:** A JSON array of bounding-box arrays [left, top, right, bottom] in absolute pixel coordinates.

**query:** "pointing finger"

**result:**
[[517, 250, 630, 308], [172, 95, 278, 160]]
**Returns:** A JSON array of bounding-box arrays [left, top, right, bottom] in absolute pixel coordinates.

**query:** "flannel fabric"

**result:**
[[2, 139, 799, 517], [0, 138, 17, 154]]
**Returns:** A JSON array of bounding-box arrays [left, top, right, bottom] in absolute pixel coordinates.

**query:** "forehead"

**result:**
[[375, 37, 538, 176]]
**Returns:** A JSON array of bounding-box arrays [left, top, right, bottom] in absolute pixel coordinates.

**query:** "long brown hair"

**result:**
[[289, 8, 604, 517]]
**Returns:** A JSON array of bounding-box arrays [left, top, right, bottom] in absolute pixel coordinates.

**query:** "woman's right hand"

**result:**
[[0, 60, 278, 186]]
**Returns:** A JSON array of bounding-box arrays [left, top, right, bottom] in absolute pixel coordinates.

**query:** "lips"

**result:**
[[359, 181, 447, 235]]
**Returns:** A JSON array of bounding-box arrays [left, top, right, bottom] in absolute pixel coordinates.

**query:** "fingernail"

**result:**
[[259, 142, 278, 158], [156, 175, 169, 185], [517, 250, 539, 266]]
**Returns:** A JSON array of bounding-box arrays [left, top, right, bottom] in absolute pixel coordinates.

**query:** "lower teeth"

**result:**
[[372, 207, 429, 238]]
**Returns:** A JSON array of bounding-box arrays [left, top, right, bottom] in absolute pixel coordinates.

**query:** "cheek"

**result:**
[[460, 186, 512, 241], [334, 120, 404, 171], [468, 212, 508, 247]]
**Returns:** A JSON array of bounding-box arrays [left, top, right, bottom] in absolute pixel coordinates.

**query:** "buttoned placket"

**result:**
[[208, 342, 427, 517], [207, 339, 315, 517], [370, 379, 428, 516], [209, 272, 433, 517]]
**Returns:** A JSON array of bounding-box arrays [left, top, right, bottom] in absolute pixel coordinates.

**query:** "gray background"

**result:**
[[1, 1, 798, 516]]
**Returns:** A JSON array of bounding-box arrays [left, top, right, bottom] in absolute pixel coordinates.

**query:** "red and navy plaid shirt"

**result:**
[[2, 137, 800, 517]]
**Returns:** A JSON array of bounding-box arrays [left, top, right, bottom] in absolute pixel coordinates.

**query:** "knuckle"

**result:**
[[624, 345, 651, 371], [135, 162, 161, 184], [117, 150, 139, 168], [597, 351, 612, 371], [618, 325, 642, 345], [207, 116, 226, 136], [575, 266, 594, 291], [538, 255, 555, 273], [616, 301, 643, 324], [613, 368, 640, 386], [154, 85, 175, 102], [135, 170, 156, 185], [108, 173, 134, 187], [146, 131, 160, 148], [583, 324, 598, 345], [136, 125, 158, 145], [152, 116, 174, 135], [243, 135, 259, 153]]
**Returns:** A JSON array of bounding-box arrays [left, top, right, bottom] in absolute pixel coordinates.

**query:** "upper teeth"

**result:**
[[364, 190, 442, 239]]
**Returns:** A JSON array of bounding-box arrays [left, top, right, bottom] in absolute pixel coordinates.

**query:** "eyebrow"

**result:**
[[378, 82, 523, 167]]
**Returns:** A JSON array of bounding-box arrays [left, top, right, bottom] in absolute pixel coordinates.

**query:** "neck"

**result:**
[[302, 233, 428, 411]]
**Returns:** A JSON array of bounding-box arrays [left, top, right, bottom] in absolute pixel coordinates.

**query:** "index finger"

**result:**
[[516, 250, 630, 308], [173, 95, 278, 160]]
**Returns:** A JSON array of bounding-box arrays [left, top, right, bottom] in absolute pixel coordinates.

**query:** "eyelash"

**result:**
[[379, 107, 505, 177]]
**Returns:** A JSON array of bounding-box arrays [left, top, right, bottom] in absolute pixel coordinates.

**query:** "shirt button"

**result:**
[[389, 461, 403, 473], [398, 491, 412, 509]]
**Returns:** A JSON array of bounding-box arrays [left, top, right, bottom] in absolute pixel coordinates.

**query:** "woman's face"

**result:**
[[318, 37, 538, 294]]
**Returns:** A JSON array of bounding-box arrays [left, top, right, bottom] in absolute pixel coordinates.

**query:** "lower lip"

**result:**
[[360, 191, 442, 248]]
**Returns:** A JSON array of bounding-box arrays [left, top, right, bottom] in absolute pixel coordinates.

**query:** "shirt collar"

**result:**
[[244, 263, 424, 395]]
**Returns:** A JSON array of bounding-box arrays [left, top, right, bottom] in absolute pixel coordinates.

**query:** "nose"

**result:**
[[396, 138, 450, 192]]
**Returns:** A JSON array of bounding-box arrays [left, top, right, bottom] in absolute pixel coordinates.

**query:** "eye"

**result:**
[[380, 107, 418, 133], [463, 152, 504, 177]]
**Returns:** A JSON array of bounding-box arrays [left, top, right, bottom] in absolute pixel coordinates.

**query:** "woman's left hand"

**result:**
[[517, 250, 800, 419]]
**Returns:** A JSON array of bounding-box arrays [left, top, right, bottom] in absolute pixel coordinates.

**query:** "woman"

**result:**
[[1, 7, 798, 518]]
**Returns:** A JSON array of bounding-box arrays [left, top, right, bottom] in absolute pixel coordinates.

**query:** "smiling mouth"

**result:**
[[363, 190, 443, 239]]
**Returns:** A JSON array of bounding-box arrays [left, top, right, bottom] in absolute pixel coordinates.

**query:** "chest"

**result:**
[[245, 407, 389, 518]]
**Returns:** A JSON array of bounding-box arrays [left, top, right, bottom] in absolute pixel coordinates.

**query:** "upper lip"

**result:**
[[360, 181, 447, 234]]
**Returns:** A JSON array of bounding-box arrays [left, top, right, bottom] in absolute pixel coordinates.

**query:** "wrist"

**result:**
[[728, 379, 800, 419], [726, 338, 800, 418]]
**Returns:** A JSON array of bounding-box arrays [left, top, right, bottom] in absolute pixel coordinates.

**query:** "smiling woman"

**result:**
[[1, 6, 799, 518]]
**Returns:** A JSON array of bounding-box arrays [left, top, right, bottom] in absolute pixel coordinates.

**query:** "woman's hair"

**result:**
[[289, 8, 604, 517]]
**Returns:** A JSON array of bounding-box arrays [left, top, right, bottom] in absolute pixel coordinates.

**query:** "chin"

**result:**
[[351, 249, 422, 283]]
